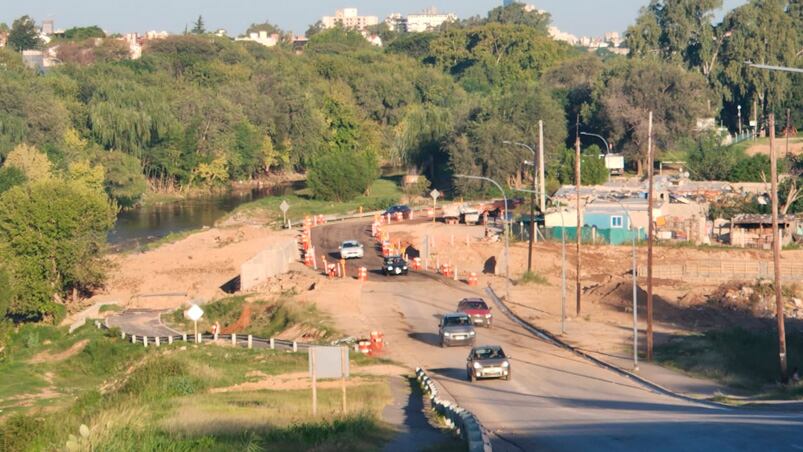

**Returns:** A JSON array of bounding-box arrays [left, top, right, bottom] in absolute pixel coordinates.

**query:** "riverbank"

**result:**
[[221, 178, 403, 228]]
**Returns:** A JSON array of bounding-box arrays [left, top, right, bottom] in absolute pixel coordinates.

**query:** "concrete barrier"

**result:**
[[240, 238, 299, 290], [416, 368, 492, 452]]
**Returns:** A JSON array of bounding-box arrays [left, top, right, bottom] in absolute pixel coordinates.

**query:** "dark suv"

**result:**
[[382, 256, 409, 276], [384, 205, 411, 216]]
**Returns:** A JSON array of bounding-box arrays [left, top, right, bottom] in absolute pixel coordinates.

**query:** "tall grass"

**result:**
[[655, 327, 803, 392]]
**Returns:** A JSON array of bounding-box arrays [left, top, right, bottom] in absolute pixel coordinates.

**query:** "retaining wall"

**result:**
[[240, 238, 299, 290]]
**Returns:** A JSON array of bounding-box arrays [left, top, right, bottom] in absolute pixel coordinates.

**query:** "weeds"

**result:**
[[655, 327, 803, 392], [518, 271, 549, 286]]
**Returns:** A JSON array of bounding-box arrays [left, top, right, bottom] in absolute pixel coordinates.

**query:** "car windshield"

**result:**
[[444, 316, 471, 326], [342, 242, 359, 248], [461, 300, 488, 310], [474, 347, 505, 359]]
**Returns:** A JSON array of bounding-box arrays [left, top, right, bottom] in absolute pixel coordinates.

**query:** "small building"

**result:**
[[730, 214, 798, 249], [236, 31, 280, 47], [0, 31, 7, 48]]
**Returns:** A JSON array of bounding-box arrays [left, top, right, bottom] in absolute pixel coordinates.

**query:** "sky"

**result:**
[[2, 0, 747, 38]]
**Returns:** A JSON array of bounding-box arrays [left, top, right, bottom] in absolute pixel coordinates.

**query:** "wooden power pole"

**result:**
[[769, 113, 788, 383], [646, 111, 655, 361], [575, 115, 582, 316]]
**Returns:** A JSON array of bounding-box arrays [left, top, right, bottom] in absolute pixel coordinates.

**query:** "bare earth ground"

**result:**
[[86, 225, 297, 310], [745, 137, 803, 156], [380, 220, 803, 396]]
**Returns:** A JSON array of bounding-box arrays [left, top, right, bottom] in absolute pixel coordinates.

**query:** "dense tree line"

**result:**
[[0, 2, 800, 322]]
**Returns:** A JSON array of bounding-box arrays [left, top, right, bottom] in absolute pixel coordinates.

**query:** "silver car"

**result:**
[[339, 240, 364, 259], [438, 312, 476, 347], [466, 345, 511, 382]]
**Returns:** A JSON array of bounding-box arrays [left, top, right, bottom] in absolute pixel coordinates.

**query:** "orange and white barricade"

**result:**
[[394, 212, 403, 222], [358, 339, 371, 354], [357, 267, 368, 281], [370, 331, 384, 355], [467, 272, 478, 286], [304, 252, 314, 267]]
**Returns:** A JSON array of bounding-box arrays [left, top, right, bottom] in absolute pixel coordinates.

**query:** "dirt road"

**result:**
[[313, 220, 803, 451]]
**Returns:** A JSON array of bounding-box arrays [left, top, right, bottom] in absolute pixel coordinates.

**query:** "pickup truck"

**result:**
[[459, 205, 480, 225]]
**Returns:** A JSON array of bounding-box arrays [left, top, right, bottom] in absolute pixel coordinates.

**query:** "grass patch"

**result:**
[[98, 304, 122, 313], [655, 327, 803, 392], [229, 178, 402, 225], [1, 323, 395, 451], [163, 295, 337, 342], [518, 271, 549, 286]]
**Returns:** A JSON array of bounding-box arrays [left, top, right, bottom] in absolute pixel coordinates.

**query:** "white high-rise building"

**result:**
[[386, 8, 456, 33], [321, 8, 379, 31]]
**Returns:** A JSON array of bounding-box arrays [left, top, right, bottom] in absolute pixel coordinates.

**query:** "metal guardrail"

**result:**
[[96, 319, 311, 352], [415, 368, 492, 452]]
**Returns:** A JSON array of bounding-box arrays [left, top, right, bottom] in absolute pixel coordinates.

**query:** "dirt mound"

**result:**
[[29, 339, 89, 364], [221, 304, 252, 334], [250, 270, 319, 296]]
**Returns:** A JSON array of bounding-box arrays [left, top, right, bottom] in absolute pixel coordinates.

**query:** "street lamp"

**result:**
[[455, 174, 510, 301], [737, 105, 742, 136], [611, 197, 640, 371], [580, 132, 610, 155], [503, 140, 537, 275]]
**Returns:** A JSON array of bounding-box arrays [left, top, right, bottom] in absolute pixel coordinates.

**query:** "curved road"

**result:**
[[313, 219, 803, 451]]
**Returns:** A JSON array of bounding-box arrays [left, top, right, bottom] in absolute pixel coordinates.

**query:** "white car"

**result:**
[[339, 240, 364, 259]]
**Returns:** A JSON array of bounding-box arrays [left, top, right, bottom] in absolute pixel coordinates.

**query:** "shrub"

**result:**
[[307, 148, 379, 201]]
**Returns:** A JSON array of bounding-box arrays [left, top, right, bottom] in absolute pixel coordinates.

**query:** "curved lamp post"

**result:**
[[580, 132, 610, 154], [456, 174, 510, 301], [503, 140, 537, 274], [611, 198, 640, 371]]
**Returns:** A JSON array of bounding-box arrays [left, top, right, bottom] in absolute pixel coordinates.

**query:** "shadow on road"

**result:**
[[408, 332, 441, 347], [428, 367, 468, 381]]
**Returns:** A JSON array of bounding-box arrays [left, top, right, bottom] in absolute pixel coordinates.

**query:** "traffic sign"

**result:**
[[430, 189, 440, 200], [185, 304, 204, 321], [279, 200, 290, 213]]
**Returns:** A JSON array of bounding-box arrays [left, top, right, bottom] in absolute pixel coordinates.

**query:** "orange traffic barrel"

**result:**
[[467, 272, 478, 286]]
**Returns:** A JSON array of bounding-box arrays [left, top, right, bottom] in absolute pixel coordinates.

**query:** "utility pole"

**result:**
[[575, 115, 582, 316], [785, 108, 791, 157], [538, 120, 546, 212], [528, 135, 536, 274], [769, 113, 788, 383], [646, 111, 654, 361]]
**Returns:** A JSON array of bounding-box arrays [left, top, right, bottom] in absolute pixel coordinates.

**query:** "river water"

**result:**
[[108, 182, 302, 251]]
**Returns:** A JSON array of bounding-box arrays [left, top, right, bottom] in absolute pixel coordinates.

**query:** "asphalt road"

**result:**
[[313, 219, 803, 452]]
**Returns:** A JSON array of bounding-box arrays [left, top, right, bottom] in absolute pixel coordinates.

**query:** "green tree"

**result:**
[[555, 145, 609, 186], [191, 15, 206, 35], [62, 26, 106, 40], [625, 0, 723, 79], [7, 15, 41, 51], [307, 147, 378, 201], [0, 166, 26, 193], [0, 180, 116, 321], [486, 3, 551, 32], [595, 59, 711, 173], [718, 0, 798, 123], [245, 22, 283, 36], [3, 144, 52, 180], [686, 134, 736, 180], [95, 151, 147, 207], [0, 265, 11, 319]]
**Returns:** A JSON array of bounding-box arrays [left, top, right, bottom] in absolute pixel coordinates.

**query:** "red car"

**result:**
[[457, 298, 493, 328]]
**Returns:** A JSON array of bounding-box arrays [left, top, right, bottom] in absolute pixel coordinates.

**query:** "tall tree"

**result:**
[[191, 15, 206, 35], [625, 0, 723, 79], [7, 15, 41, 51], [0, 180, 116, 321], [485, 3, 551, 33], [595, 58, 711, 173], [718, 0, 798, 121]]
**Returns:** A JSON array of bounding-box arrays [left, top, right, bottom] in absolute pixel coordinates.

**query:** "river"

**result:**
[[108, 182, 302, 251]]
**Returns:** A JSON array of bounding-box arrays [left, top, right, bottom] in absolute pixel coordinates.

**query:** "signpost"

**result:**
[[430, 189, 440, 223], [309, 346, 350, 416], [185, 303, 204, 341], [279, 200, 290, 228]]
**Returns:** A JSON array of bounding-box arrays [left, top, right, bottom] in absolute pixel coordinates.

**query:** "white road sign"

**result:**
[[185, 304, 204, 322], [430, 189, 441, 200], [279, 200, 290, 213]]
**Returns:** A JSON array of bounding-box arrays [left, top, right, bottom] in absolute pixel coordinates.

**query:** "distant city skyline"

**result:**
[[2, 0, 747, 38]]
